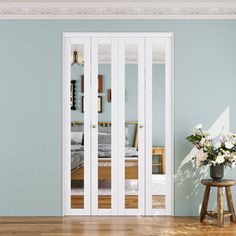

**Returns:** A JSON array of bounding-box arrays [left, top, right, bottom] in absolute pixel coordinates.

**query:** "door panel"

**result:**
[[122, 38, 145, 215], [97, 42, 112, 210], [91, 38, 117, 215], [70, 37, 91, 215], [91, 38, 99, 215], [124, 41, 139, 210], [151, 38, 166, 211]]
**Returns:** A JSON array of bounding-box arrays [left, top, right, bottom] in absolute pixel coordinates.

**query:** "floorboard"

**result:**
[[0, 216, 236, 235]]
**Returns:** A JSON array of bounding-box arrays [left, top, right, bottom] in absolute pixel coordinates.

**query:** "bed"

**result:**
[[71, 121, 139, 180]]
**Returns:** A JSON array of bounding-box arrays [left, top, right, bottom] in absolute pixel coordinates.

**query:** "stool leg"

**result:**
[[226, 186, 236, 222], [217, 187, 224, 227], [200, 186, 210, 222]]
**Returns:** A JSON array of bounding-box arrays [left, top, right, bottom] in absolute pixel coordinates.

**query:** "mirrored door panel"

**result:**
[[91, 38, 116, 215], [124, 42, 139, 210], [123, 38, 145, 214], [151, 39, 166, 210], [70, 43, 85, 210], [70, 38, 91, 215], [145, 37, 170, 215], [97, 42, 112, 210]]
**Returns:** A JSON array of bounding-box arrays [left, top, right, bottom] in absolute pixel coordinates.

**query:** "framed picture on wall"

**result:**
[[81, 75, 103, 93], [107, 89, 111, 102], [98, 96, 102, 113], [70, 80, 76, 110], [82, 96, 102, 113]]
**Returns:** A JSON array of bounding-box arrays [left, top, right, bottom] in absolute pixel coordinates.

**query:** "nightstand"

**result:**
[[152, 147, 165, 174]]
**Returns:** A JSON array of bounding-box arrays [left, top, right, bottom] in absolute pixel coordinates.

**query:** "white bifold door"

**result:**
[[64, 33, 173, 216]]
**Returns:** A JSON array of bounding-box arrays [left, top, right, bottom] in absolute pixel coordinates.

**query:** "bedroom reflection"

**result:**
[[70, 44, 85, 209], [69, 40, 167, 211], [97, 44, 112, 209], [152, 40, 166, 209]]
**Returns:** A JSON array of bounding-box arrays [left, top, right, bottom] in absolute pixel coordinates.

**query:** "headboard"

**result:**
[[71, 121, 138, 148]]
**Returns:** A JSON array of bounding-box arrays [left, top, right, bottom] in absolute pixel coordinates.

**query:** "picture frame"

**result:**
[[81, 75, 103, 93], [107, 89, 111, 102], [70, 80, 76, 110], [98, 96, 102, 113], [82, 96, 102, 113]]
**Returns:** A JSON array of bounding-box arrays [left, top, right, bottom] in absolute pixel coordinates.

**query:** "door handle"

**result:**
[[139, 125, 144, 128], [92, 125, 96, 128]]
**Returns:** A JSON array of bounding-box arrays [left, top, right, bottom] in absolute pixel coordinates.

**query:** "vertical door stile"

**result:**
[[165, 37, 172, 215], [111, 38, 119, 215], [84, 37, 91, 215], [64, 37, 71, 216], [118, 38, 125, 215], [145, 38, 153, 215], [91, 38, 98, 215], [138, 38, 145, 215]]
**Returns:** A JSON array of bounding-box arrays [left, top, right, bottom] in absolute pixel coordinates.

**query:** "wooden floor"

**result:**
[[0, 216, 236, 235]]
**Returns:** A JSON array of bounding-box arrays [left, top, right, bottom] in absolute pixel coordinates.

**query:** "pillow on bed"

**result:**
[[97, 126, 129, 146], [98, 126, 111, 145], [125, 127, 129, 146], [98, 126, 111, 134], [71, 132, 83, 145], [98, 133, 111, 145], [71, 124, 84, 132]]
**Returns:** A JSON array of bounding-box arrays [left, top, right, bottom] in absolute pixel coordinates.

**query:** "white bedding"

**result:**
[[71, 144, 138, 170]]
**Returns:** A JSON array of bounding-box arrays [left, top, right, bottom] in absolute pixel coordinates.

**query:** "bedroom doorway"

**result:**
[[63, 33, 174, 216]]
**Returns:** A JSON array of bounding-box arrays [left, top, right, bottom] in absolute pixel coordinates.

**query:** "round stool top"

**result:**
[[201, 179, 236, 187]]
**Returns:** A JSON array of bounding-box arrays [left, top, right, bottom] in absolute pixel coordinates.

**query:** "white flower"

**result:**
[[194, 123, 203, 130], [215, 155, 225, 164], [225, 141, 234, 149], [215, 142, 221, 149], [199, 138, 206, 146], [193, 129, 202, 135], [232, 162, 236, 168], [199, 137, 212, 148]]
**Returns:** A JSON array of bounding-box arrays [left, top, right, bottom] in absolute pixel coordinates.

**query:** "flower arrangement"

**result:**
[[186, 124, 236, 168]]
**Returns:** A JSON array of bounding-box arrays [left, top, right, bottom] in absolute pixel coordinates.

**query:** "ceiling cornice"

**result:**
[[0, 2, 236, 19]]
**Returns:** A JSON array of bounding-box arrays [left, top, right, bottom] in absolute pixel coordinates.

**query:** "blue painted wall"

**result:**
[[71, 64, 165, 146], [0, 20, 236, 216]]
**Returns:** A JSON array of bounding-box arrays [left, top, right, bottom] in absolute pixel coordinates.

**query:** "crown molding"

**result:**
[[0, 2, 236, 19]]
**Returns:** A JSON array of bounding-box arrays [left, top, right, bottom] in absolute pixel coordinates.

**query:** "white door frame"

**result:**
[[62, 32, 174, 216]]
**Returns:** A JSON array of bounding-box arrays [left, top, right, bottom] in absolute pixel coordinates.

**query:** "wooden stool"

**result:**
[[200, 179, 236, 226]]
